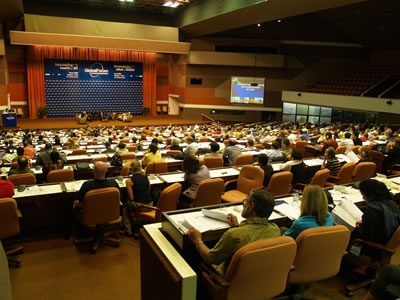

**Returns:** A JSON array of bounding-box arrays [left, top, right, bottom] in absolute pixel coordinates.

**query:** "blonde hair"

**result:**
[[300, 185, 328, 225], [129, 159, 143, 174], [359, 145, 370, 158]]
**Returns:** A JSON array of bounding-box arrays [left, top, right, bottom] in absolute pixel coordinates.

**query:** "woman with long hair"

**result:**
[[284, 185, 333, 239]]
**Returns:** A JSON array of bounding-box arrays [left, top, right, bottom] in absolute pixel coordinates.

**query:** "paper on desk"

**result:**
[[274, 203, 300, 220], [64, 180, 85, 192], [181, 215, 230, 233]]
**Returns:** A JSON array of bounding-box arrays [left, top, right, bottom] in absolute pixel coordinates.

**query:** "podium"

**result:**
[[2, 113, 17, 127]]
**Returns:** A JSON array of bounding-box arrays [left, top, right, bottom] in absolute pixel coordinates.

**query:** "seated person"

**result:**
[[222, 139, 242, 165], [265, 141, 285, 162], [204, 141, 221, 157], [256, 154, 273, 187], [141, 143, 163, 168], [182, 156, 210, 198], [186, 188, 281, 275], [281, 138, 291, 159], [169, 138, 183, 152], [357, 145, 373, 163], [339, 132, 354, 154], [321, 147, 341, 176], [23, 140, 36, 159], [102, 141, 115, 154], [35, 143, 54, 168], [283, 185, 333, 239], [115, 142, 128, 155], [121, 160, 152, 237], [280, 148, 306, 185], [44, 151, 66, 175], [0, 172, 14, 198], [8, 156, 36, 183], [242, 139, 257, 151], [73, 161, 120, 210], [352, 179, 400, 260]]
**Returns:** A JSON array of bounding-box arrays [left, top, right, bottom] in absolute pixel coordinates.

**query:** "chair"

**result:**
[[47, 169, 75, 183], [351, 145, 360, 155], [266, 171, 293, 197], [71, 149, 87, 155], [199, 136, 210, 142], [221, 166, 264, 203], [388, 164, 400, 176], [8, 173, 36, 186], [203, 156, 224, 169], [335, 146, 347, 154], [295, 141, 308, 153], [164, 150, 182, 157], [74, 187, 121, 254], [0, 198, 24, 267], [134, 182, 182, 223], [234, 154, 253, 166], [344, 226, 400, 296], [287, 225, 350, 295], [293, 168, 330, 190], [120, 153, 136, 160], [199, 237, 297, 300], [86, 141, 99, 146], [144, 161, 168, 174], [325, 162, 356, 187], [353, 162, 376, 182], [127, 145, 138, 152], [181, 178, 224, 208]]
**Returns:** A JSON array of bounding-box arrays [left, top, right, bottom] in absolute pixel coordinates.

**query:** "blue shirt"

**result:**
[[284, 213, 334, 239]]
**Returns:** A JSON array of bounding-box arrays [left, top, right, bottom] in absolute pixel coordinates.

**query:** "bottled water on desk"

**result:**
[[292, 192, 300, 207]]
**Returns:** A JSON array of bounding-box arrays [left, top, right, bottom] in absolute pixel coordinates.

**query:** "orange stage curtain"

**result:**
[[26, 46, 157, 119]]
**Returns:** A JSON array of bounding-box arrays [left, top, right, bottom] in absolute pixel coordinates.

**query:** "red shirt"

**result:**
[[0, 179, 15, 198], [23, 146, 37, 159]]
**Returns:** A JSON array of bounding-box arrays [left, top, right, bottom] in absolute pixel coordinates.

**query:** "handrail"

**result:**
[[201, 113, 215, 122]]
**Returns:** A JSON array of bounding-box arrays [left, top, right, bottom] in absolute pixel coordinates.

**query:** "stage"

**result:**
[[10, 115, 210, 130]]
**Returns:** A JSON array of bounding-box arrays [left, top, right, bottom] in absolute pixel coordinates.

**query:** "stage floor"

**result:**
[[13, 115, 210, 130]]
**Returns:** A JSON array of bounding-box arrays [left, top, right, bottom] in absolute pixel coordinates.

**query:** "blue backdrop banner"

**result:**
[[44, 59, 143, 118]]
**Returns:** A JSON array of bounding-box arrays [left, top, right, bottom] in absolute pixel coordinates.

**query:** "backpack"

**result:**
[[110, 154, 123, 167]]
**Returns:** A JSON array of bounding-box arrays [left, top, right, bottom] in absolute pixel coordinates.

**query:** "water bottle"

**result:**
[[293, 191, 300, 207]]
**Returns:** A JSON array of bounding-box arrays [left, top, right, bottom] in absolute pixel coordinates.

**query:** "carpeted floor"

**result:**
[[7, 235, 369, 300]]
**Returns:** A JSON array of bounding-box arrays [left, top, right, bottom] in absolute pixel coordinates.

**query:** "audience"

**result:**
[[222, 139, 242, 165], [141, 143, 163, 168], [321, 147, 341, 176], [351, 179, 400, 260], [121, 159, 152, 237], [256, 153, 273, 187], [186, 188, 280, 275], [182, 156, 210, 198], [283, 185, 333, 239]]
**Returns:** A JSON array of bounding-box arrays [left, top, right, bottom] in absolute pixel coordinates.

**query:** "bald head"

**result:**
[[93, 161, 107, 180]]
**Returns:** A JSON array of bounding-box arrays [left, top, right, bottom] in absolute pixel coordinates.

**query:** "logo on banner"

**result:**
[[84, 63, 109, 78]]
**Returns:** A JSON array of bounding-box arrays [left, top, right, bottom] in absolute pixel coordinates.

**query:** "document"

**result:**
[[201, 209, 230, 223], [332, 199, 363, 231], [274, 203, 301, 220], [181, 214, 230, 233]]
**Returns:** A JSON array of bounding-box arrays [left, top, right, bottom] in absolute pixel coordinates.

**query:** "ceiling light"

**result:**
[[163, 0, 189, 7]]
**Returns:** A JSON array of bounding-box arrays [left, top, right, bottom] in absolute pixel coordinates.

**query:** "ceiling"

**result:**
[[1, 0, 400, 50]]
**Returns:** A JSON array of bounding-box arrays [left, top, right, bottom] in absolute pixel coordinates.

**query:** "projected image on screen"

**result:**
[[230, 77, 265, 104]]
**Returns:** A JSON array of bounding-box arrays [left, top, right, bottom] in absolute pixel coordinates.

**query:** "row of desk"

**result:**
[[140, 175, 400, 300]]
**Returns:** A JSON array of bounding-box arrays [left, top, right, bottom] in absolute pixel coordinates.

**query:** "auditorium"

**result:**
[[1, 0, 400, 300]]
